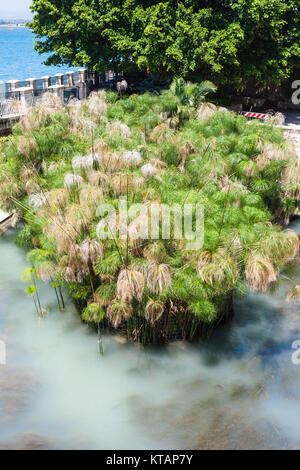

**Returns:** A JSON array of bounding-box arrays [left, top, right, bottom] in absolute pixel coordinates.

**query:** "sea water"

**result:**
[[0, 26, 76, 82]]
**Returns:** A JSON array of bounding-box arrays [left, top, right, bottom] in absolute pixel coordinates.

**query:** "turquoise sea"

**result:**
[[0, 26, 76, 83]]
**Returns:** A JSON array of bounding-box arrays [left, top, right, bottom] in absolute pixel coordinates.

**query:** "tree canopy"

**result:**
[[30, 1, 300, 85]]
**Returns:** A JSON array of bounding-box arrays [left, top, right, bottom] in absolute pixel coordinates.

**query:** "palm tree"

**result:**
[[169, 77, 217, 107]]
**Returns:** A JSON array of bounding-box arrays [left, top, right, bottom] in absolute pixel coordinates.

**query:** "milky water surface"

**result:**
[[0, 222, 300, 450]]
